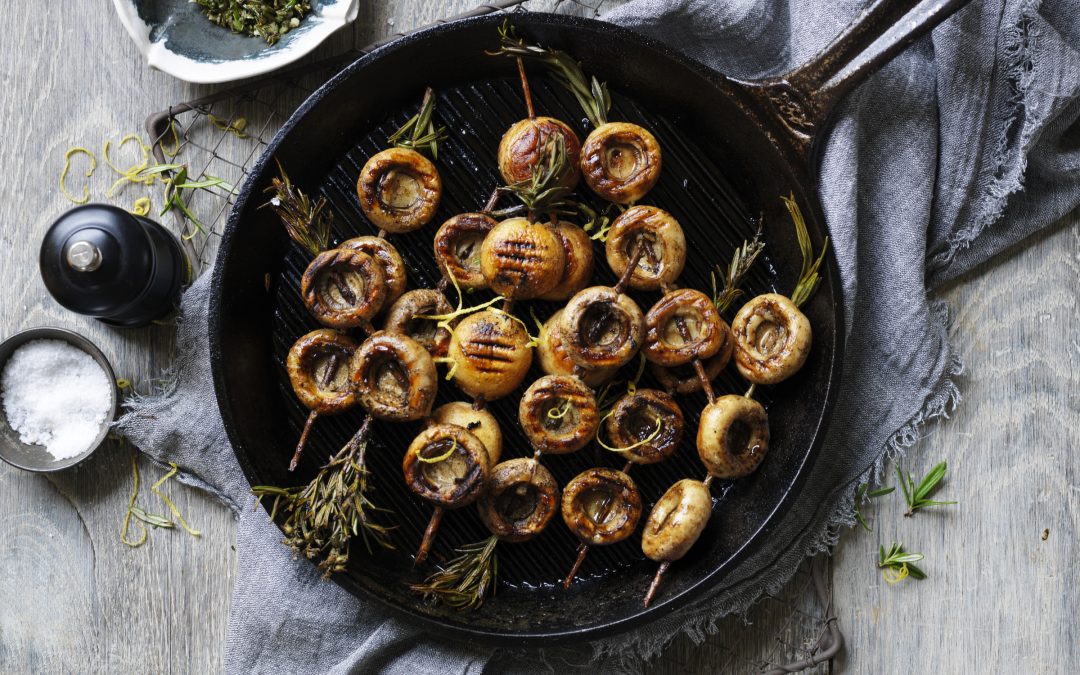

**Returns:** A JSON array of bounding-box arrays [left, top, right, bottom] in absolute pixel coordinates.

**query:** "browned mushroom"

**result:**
[[300, 248, 387, 329], [641, 478, 713, 607], [285, 329, 359, 471], [499, 117, 582, 190], [433, 213, 497, 290], [561, 467, 642, 587], [350, 331, 437, 422], [477, 458, 560, 543], [605, 206, 686, 292], [559, 286, 645, 370], [537, 220, 595, 301], [604, 389, 684, 465], [731, 293, 812, 385], [356, 147, 442, 234], [518, 375, 599, 455], [535, 309, 618, 388], [340, 236, 408, 307], [581, 122, 661, 204], [479, 217, 566, 300], [649, 347, 732, 396], [696, 394, 770, 479], [643, 289, 729, 368], [446, 309, 533, 401], [382, 289, 453, 358], [403, 423, 492, 564], [431, 401, 503, 465]]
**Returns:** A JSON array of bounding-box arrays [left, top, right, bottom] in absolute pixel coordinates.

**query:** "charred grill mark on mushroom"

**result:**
[[479, 217, 566, 300], [697, 394, 770, 479], [560, 286, 645, 370], [446, 309, 533, 401], [357, 147, 442, 234], [433, 213, 497, 290], [432, 401, 503, 466], [643, 289, 728, 367], [519, 375, 600, 455], [300, 248, 387, 329], [478, 458, 560, 543], [538, 221, 595, 301], [339, 236, 408, 307], [499, 117, 582, 190], [285, 329, 359, 471], [605, 206, 686, 292], [605, 389, 684, 465], [641, 478, 712, 607], [581, 122, 662, 205], [561, 467, 642, 587], [536, 309, 618, 388], [403, 423, 492, 565], [350, 332, 437, 422], [383, 289, 454, 358], [731, 293, 812, 385]]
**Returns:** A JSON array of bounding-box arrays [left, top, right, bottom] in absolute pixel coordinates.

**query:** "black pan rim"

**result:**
[[210, 10, 845, 648]]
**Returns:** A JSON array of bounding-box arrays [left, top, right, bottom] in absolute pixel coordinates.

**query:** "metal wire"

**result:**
[[142, 2, 840, 672]]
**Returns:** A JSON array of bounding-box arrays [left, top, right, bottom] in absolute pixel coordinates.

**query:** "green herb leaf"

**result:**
[[387, 87, 447, 158], [783, 193, 828, 308], [261, 159, 332, 257], [130, 506, 175, 529], [899, 460, 957, 517], [411, 534, 499, 611]]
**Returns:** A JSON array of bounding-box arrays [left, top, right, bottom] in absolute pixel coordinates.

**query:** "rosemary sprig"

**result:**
[[261, 159, 333, 257], [897, 461, 957, 517], [878, 542, 926, 584], [489, 22, 610, 129], [711, 224, 766, 314], [853, 483, 895, 532], [251, 436, 395, 578], [387, 87, 447, 159], [499, 133, 575, 215], [783, 193, 829, 308], [411, 534, 499, 611]]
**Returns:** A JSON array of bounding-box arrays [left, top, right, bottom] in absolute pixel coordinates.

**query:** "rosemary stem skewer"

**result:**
[[416, 506, 444, 566], [516, 56, 536, 119]]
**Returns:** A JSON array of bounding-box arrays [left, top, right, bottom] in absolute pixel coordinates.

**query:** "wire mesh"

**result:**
[[142, 1, 837, 672]]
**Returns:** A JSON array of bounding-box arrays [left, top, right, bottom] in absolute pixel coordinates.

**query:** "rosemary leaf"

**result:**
[[411, 535, 499, 611], [388, 88, 447, 159], [712, 224, 765, 314], [261, 159, 332, 257], [877, 542, 926, 584], [898, 461, 957, 517], [783, 193, 829, 308]]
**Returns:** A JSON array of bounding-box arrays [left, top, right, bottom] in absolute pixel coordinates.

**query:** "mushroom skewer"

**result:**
[[285, 329, 360, 471], [561, 464, 642, 588]]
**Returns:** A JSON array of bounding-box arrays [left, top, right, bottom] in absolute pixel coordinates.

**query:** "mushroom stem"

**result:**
[[472, 395, 486, 411], [502, 297, 514, 314], [745, 383, 757, 399], [415, 505, 445, 566], [563, 543, 591, 589], [614, 240, 647, 295], [289, 410, 319, 472], [644, 560, 672, 608], [516, 57, 535, 119], [377, 228, 388, 239]]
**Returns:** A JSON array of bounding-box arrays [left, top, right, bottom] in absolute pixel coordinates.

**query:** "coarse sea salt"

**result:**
[[1, 339, 112, 460]]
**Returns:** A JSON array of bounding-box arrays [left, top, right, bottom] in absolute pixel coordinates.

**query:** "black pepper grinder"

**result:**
[[39, 204, 191, 327]]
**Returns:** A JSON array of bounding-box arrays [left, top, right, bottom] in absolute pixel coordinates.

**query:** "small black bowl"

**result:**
[[0, 327, 118, 472]]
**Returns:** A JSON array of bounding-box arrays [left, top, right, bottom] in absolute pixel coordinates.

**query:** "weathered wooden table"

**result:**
[[1, 1, 1076, 673]]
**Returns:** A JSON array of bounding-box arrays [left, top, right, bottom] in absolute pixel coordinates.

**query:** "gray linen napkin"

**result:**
[[119, 0, 1080, 672]]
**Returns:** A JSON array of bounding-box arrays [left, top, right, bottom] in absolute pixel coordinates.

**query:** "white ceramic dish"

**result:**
[[112, 0, 359, 84]]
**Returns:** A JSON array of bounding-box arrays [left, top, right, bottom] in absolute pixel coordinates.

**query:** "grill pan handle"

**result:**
[[739, 0, 972, 162]]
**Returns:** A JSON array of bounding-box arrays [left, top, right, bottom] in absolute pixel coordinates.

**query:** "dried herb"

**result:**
[[711, 224, 765, 314], [878, 542, 926, 584], [387, 87, 447, 159], [196, 0, 311, 46], [853, 483, 895, 532], [897, 461, 957, 517], [783, 193, 829, 308], [411, 534, 499, 611], [251, 432, 395, 578], [262, 159, 333, 256]]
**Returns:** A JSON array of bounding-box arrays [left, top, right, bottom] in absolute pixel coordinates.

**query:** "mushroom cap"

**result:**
[[286, 329, 358, 414], [356, 147, 441, 233], [696, 394, 770, 479], [641, 479, 712, 562], [731, 293, 812, 385], [580, 121, 661, 204], [447, 309, 533, 401], [350, 331, 437, 422]]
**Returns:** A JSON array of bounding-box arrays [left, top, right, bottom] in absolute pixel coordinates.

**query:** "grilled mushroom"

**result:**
[[649, 347, 732, 396], [641, 478, 712, 607], [643, 289, 729, 367], [538, 220, 595, 301], [536, 309, 617, 388], [561, 467, 642, 588], [300, 248, 387, 329], [731, 293, 812, 385], [431, 401, 503, 465], [383, 289, 453, 358], [356, 147, 442, 233], [560, 286, 645, 370], [519, 375, 599, 455], [446, 309, 533, 400], [479, 217, 566, 300], [285, 329, 359, 470], [499, 117, 582, 190], [350, 331, 437, 422], [581, 122, 661, 204], [605, 389, 684, 465], [403, 423, 492, 564], [477, 458, 560, 543], [605, 206, 686, 292], [433, 213, 497, 290], [697, 394, 770, 479], [340, 236, 408, 307]]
